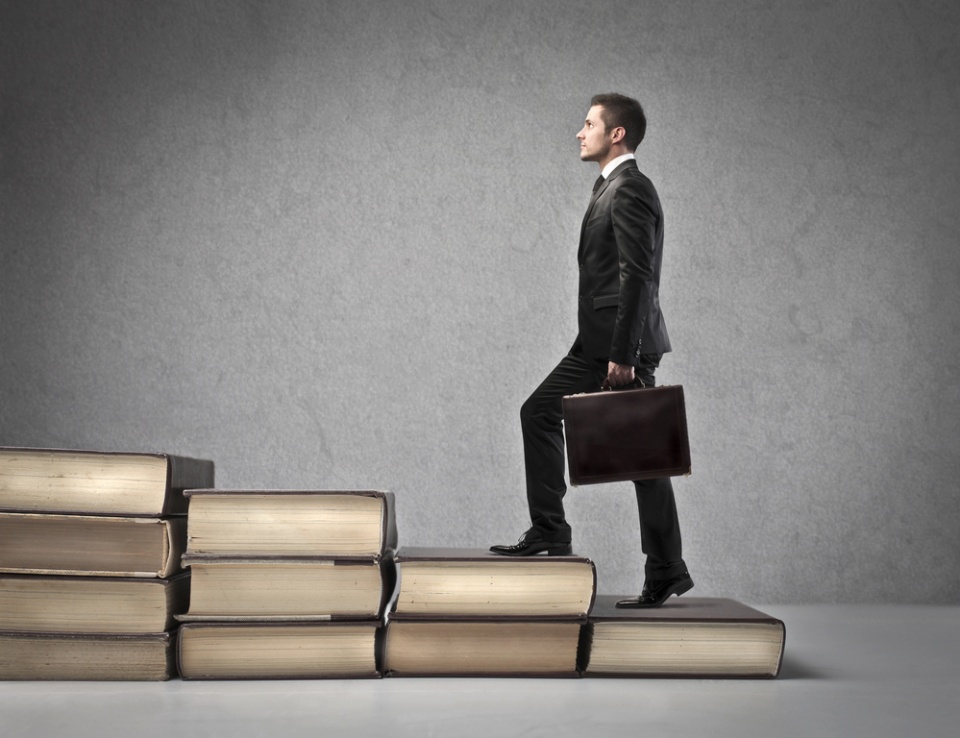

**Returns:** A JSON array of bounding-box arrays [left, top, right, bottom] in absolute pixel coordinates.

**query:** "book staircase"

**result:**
[[0, 448, 785, 680]]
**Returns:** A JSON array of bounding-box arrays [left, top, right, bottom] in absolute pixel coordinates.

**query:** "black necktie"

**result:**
[[593, 175, 604, 193]]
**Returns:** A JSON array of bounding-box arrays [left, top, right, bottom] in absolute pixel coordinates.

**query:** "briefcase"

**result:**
[[562, 384, 691, 486]]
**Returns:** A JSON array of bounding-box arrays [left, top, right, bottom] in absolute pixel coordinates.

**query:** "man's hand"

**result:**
[[605, 361, 635, 388]]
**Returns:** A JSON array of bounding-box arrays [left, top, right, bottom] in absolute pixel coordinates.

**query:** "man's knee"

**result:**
[[520, 395, 538, 426], [520, 393, 557, 429]]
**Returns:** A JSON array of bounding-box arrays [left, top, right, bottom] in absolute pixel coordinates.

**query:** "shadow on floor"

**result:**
[[777, 655, 822, 680]]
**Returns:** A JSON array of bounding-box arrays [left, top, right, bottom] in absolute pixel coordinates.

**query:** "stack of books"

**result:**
[[383, 548, 596, 677], [1, 451, 786, 681], [176, 489, 397, 679], [0, 447, 214, 680]]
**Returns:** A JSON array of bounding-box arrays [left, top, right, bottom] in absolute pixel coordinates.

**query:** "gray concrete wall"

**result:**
[[2, 0, 958, 603]]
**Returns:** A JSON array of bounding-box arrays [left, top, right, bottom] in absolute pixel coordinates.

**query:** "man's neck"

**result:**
[[600, 152, 636, 179]]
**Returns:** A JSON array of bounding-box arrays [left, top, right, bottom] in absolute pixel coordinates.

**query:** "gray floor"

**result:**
[[1, 604, 958, 738]]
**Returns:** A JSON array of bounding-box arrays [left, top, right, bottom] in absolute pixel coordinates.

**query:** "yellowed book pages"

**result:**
[[0, 513, 185, 578]]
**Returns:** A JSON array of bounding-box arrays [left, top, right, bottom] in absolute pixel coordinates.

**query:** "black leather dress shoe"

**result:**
[[489, 532, 572, 557], [615, 572, 694, 608]]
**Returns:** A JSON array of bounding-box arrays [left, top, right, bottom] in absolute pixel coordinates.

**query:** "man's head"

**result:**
[[590, 93, 646, 150], [577, 93, 646, 168]]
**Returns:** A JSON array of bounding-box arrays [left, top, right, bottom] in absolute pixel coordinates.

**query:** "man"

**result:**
[[490, 93, 693, 608]]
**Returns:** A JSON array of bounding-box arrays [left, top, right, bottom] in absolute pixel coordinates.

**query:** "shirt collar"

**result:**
[[601, 152, 636, 180]]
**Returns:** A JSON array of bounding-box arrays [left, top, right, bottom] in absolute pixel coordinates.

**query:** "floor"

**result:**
[[1, 604, 958, 738]]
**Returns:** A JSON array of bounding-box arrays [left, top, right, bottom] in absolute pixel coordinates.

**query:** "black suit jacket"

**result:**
[[575, 159, 671, 365]]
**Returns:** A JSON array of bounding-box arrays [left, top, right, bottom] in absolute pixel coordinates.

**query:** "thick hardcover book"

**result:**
[[184, 489, 397, 558], [580, 596, 785, 678], [177, 621, 383, 680], [0, 631, 177, 680], [0, 572, 189, 633], [0, 512, 186, 578], [390, 547, 596, 620], [0, 447, 214, 516], [178, 556, 396, 621], [562, 385, 691, 485], [383, 619, 582, 677]]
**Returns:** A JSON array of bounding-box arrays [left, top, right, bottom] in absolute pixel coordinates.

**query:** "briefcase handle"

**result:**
[[600, 377, 648, 391]]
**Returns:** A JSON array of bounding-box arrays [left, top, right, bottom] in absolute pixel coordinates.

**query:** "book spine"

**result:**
[[165, 457, 215, 515], [378, 555, 398, 619], [380, 492, 398, 554], [374, 623, 386, 675], [575, 622, 593, 674], [586, 560, 598, 615], [159, 518, 187, 578]]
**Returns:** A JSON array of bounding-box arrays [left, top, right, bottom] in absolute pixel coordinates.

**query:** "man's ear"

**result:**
[[610, 126, 626, 145]]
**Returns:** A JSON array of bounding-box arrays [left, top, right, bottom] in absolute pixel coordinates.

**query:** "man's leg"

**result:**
[[521, 350, 606, 542], [621, 354, 692, 606], [635, 476, 686, 581], [491, 348, 606, 555]]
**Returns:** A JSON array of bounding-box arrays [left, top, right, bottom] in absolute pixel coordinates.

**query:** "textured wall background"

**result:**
[[2, 0, 958, 603]]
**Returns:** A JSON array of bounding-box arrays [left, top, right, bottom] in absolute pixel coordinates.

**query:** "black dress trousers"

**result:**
[[520, 348, 686, 582]]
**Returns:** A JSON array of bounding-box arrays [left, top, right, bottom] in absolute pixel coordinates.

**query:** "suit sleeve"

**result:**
[[608, 177, 659, 364]]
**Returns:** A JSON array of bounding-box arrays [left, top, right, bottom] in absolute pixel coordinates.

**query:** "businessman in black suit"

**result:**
[[490, 93, 693, 608]]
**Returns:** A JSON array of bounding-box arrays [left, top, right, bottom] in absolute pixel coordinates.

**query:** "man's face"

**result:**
[[577, 105, 613, 163]]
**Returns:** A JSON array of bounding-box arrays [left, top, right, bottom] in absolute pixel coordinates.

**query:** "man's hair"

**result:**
[[590, 93, 646, 151]]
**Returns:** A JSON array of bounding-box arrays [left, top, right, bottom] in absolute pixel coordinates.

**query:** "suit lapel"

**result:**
[[579, 159, 638, 257], [598, 158, 637, 195]]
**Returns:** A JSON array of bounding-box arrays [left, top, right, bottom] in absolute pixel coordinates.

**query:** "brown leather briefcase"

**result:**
[[562, 384, 691, 486]]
